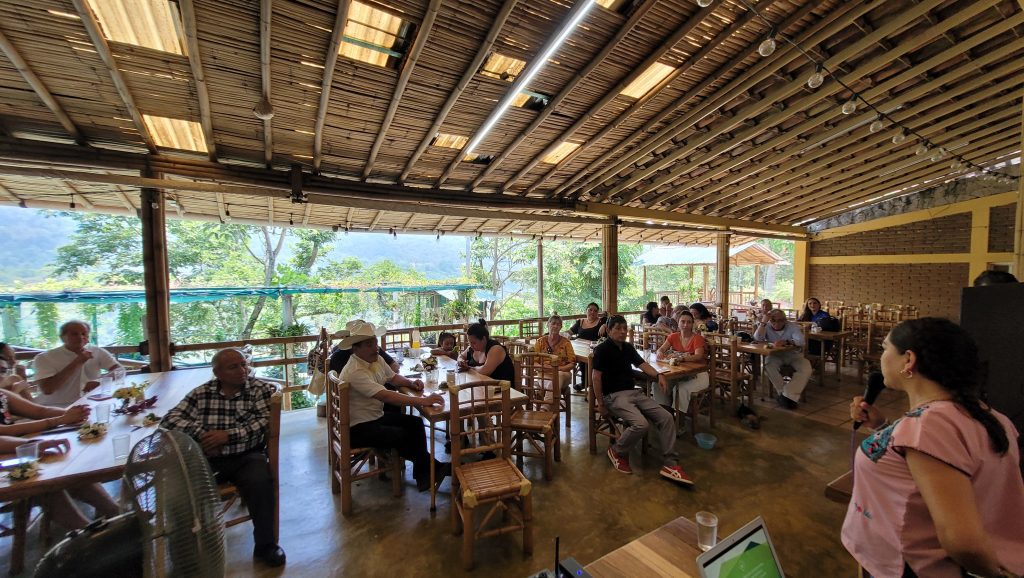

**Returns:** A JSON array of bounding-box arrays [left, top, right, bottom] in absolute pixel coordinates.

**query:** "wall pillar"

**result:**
[[537, 239, 544, 318], [140, 176, 172, 371], [793, 240, 810, 307], [602, 223, 618, 314], [715, 233, 730, 310], [969, 207, 991, 282]]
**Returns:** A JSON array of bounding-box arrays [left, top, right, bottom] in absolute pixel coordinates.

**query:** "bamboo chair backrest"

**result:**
[[867, 319, 899, 357], [871, 309, 901, 322], [448, 380, 512, 463], [519, 320, 543, 340], [327, 370, 352, 456], [381, 330, 413, 352], [641, 328, 667, 351], [513, 353, 559, 412], [505, 340, 528, 357], [707, 333, 740, 387]]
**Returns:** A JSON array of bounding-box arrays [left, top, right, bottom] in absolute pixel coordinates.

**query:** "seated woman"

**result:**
[[0, 391, 120, 530], [641, 301, 660, 326], [749, 298, 773, 324], [798, 297, 830, 325], [844, 318, 1024, 577], [570, 302, 607, 340], [430, 332, 460, 360], [659, 296, 673, 319], [458, 319, 515, 383], [654, 311, 710, 414], [689, 302, 719, 332], [533, 315, 576, 394], [0, 342, 32, 399], [654, 316, 677, 334]]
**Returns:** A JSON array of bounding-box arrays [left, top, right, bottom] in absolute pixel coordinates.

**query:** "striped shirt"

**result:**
[[161, 376, 276, 456]]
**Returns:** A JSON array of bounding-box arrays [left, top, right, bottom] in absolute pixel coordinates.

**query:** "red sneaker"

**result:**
[[660, 465, 694, 486], [607, 447, 632, 474]]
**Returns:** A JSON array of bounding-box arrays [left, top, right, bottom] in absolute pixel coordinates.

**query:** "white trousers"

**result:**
[[764, 350, 812, 402]]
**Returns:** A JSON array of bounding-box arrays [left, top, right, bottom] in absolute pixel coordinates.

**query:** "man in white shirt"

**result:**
[[337, 321, 450, 492], [32, 320, 122, 407], [752, 309, 811, 410]]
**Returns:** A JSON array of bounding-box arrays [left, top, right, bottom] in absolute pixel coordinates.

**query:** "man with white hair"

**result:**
[[753, 309, 812, 410], [32, 320, 122, 407], [338, 320, 450, 492], [162, 348, 285, 568]]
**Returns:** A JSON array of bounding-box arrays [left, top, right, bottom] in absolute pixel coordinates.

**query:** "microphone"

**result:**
[[853, 372, 886, 430]]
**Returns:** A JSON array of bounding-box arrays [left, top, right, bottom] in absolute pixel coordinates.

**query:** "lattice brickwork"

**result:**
[[808, 263, 968, 320]]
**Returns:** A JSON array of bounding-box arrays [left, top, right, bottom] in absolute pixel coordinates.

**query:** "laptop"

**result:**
[[697, 517, 786, 578]]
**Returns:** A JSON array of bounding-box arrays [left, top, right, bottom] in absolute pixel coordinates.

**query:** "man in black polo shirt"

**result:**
[[592, 315, 694, 486]]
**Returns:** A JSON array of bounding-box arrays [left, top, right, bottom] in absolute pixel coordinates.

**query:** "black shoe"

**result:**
[[479, 451, 497, 461], [776, 394, 798, 410], [417, 461, 451, 492], [254, 544, 286, 567]]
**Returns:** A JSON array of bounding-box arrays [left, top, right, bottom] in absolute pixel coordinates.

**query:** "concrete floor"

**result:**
[[4, 367, 906, 577]]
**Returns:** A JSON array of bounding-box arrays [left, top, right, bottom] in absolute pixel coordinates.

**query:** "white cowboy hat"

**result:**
[[336, 320, 385, 350]]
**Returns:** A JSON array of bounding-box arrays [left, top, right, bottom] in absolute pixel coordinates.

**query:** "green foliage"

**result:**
[[115, 303, 145, 345], [35, 303, 59, 346], [290, 391, 314, 410], [268, 323, 312, 338]]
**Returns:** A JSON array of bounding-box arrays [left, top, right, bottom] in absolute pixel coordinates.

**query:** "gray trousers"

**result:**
[[604, 389, 678, 467]]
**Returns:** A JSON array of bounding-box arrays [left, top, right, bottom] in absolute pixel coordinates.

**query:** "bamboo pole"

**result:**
[[716, 234, 729, 311], [260, 0, 274, 168], [313, 0, 352, 172], [140, 175, 172, 371], [178, 0, 218, 161], [602, 223, 618, 314]]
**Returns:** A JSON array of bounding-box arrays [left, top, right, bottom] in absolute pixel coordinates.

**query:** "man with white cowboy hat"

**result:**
[[329, 320, 400, 374], [338, 320, 451, 492]]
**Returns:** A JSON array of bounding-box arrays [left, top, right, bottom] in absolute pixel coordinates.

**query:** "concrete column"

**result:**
[[715, 233, 730, 310], [793, 240, 810, 308], [140, 177, 172, 371], [602, 223, 618, 314]]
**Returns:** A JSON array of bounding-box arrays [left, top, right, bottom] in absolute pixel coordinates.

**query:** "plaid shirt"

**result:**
[[161, 376, 276, 456]]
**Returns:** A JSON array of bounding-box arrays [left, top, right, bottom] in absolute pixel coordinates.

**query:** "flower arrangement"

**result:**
[[421, 355, 439, 371], [113, 383, 147, 403], [694, 322, 708, 334], [7, 460, 39, 481], [142, 412, 161, 427], [78, 422, 108, 440]]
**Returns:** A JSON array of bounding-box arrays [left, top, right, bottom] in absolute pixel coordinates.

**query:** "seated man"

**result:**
[[753, 309, 812, 410], [330, 320, 401, 413], [161, 348, 286, 568], [592, 315, 694, 487], [32, 320, 122, 407], [338, 321, 450, 492]]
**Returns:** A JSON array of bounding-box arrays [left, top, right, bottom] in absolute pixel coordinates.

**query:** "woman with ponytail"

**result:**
[[843, 317, 1023, 578]]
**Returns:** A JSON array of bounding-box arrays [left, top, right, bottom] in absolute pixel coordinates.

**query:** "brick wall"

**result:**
[[808, 263, 968, 320], [988, 203, 1016, 253], [810, 213, 971, 257]]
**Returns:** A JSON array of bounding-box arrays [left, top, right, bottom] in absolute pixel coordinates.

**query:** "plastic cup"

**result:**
[[696, 511, 719, 552], [112, 366, 126, 386], [99, 375, 113, 397], [112, 434, 131, 462], [446, 370, 456, 387], [95, 402, 111, 424], [16, 441, 39, 465]]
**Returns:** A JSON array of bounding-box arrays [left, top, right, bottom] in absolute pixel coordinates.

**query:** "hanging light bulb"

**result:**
[[929, 148, 945, 162], [841, 99, 857, 115], [696, 0, 713, 6], [915, 143, 929, 156], [951, 160, 963, 170], [253, 95, 275, 121], [223, 209, 232, 223], [892, 131, 907, 145], [758, 30, 777, 57], [868, 118, 884, 133], [806, 65, 824, 89]]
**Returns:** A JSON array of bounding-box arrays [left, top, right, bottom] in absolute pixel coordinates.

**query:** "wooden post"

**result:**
[[753, 264, 761, 304], [642, 265, 647, 298], [537, 239, 545, 318], [716, 233, 730, 311], [702, 265, 709, 301], [140, 178, 172, 371], [602, 223, 618, 314], [793, 240, 810, 309], [282, 294, 294, 327]]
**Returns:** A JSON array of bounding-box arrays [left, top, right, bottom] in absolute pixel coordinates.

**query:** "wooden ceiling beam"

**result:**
[[215, 192, 227, 222], [259, 0, 274, 168], [178, 0, 218, 162], [398, 0, 518, 184], [521, 0, 801, 198], [402, 212, 417, 232], [668, 25, 1024, 212], [710, 71, 1023, 217], [467, 0, 662, 189], [0, 183, 22, 204], [0, 28, 86, 146], [611, 0, 967, 206], [312, 0, 352, 172], [575, 202, 806, 237], [436, 215, 448, 230], [363, 0, 443, 180], [572, 0, 877, 201], [369, 210, 385, 231], [70, 0, 157, 153], [301, 202, 312, 226], [61, 181, 93, 210], [499, 219, 520, 234], [267, 196, 274, 226]]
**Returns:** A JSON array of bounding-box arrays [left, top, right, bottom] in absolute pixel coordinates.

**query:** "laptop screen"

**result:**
[[698, 520, 783, 578]]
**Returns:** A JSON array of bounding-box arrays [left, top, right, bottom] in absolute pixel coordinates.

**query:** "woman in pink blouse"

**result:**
[[844, 318, 1023, 578]]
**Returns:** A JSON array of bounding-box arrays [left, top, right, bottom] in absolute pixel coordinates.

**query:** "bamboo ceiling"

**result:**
[[0, 0, 1020, 245]]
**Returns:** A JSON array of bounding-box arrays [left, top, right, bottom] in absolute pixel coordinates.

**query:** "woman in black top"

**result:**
[[571, 302, 608, 340], [642, 302, 659, 326], [689, 302, 719, 332], [458, 319, 515, 383]]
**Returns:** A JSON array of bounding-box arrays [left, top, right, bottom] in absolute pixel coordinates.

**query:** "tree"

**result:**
[[468, 238, 536, 319]]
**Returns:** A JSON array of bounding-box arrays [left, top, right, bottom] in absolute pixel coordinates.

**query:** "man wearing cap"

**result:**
[[337, 321, 450, 492]]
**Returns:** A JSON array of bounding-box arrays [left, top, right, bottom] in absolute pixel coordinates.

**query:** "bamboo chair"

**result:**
[[380, 330, 414, 352], [448, 380, 533, 570], [505, 340, 528, 357], [843, 312, 871, 370], [641, 327, 667, 353], [518, 320, 543, 342], [859, 319, 899, 384], [219, 391, 282, 537], [326, 371, 402, 516], [707, 334, 754, 409], [510, 353, 561, 481]]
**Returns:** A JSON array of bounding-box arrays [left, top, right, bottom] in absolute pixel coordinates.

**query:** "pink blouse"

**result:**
[[841, 401, 1024, 577]]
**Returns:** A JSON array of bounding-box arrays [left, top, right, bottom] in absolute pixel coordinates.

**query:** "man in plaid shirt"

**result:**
[[162, 348, 285, 568]]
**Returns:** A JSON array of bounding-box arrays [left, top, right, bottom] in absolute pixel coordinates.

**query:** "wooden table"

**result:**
[[808, 330, 852, 385], [586, 515, 702, 577], [825, 470, 854, 504], [0, 367, 211, 574], [399, 356, 527, 511]]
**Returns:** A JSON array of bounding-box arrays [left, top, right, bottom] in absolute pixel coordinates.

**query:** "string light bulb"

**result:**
[[868, 118, 884, 133], [892, 131, 907, 145], [806, 65, 824, 89], [951, 160, 964, 170], [915, 143, 929, 156], [757, 29, 777, 57], [696, 0, 713, 7], [929, 148, 945, 162], [841, 100, 857, 115]]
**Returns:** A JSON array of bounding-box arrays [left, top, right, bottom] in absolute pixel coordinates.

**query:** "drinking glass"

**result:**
[[95, 402, 111, 424], [113, 366, 126, 387], [395, 349, 405, 364], [696, 511, 719, 552], [112, 434, 131, 462], [99, 375, 113, 397], [446, 370, 456, 387], [16, 441, 39, 465]]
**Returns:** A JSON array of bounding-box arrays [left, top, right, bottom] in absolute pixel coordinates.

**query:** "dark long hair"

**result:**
[[645, 301, 658, 316], [888, 317, 1010, 455], [689, 302, 714, 321], [466, 319, 490, 341], [799, 298, 821, 322]]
